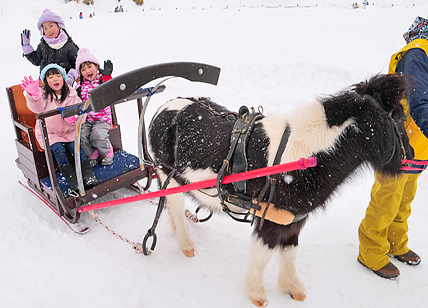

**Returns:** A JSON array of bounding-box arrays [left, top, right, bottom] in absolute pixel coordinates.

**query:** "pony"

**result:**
[[148, 74, 413, 306]]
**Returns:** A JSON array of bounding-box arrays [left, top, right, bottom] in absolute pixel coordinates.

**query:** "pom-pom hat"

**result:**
[[403, 16, 428, 44], [37, 9, 66, 35], [40, 63, 67, 84], [75, 48, 101, 72]]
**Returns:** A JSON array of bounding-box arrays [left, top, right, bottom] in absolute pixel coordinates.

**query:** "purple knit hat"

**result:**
[[403, 16, 428, 43], [75, 48, 101, 72], [37, 9, 66, 35]]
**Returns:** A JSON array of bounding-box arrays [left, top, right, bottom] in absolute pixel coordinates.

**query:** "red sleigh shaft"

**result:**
[[78, 157, 317, 213]]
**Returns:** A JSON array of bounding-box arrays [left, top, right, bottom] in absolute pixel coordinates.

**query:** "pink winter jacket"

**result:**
[[25, 86, 82, 149]]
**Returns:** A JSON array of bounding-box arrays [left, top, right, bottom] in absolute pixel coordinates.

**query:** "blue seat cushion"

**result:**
[[41, 150, 140, 196]]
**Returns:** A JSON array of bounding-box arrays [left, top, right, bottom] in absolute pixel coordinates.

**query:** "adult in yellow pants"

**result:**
[[358, 17, 428, 279]]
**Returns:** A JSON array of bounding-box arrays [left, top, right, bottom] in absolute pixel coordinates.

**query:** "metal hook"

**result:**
[[142, 229, 157, 256]]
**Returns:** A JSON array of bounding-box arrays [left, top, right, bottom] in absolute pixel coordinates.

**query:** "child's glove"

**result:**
[[99, 60, 113, 76], [66, 68, 79, 86], [21, 76, 41, 100], [21, 29, 34, 55]]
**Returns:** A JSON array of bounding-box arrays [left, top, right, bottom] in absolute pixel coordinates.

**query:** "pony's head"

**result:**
[[354, 74, 414, 176]]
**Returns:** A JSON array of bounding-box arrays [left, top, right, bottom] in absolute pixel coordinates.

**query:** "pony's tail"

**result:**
[[353, 74, 408, 109]]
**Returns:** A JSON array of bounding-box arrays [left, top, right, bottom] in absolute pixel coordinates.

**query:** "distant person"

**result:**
[[72, 48, 115, 166], [119, 5, 124, 12], [114, 6, 119, 13], [79, 12, 83, 19], [358, 16, 428, 279], [20, 9, 79, 86], [20, 64, 97, 196]]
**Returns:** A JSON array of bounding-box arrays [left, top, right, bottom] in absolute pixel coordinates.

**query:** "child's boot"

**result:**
[[101, 146, 114, 166], [81, 159, 97, 188], [60, 163, 79, 197], [89, 149, 100, 167]]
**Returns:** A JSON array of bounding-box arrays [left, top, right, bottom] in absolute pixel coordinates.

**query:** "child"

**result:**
[[20, 9, 79, 86], [74, 48, 115, 166], [20, 64, 97, 196]]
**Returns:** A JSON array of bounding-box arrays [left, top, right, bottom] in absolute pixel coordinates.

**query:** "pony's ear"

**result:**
[[353, 74, 407, 110], [390, 105, 406, 122]]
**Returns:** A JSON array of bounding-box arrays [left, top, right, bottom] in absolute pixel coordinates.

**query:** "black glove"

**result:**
[[21, 29, 31, 46], [99, 60, 113, 76]]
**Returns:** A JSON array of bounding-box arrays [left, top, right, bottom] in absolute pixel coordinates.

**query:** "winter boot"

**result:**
[[60, 163, 79, 197], [81, 159, 97, 188], [101, 145, 114, 166], [89, 149, 100, 167]]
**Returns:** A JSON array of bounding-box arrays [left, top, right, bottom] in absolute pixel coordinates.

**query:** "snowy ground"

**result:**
[[1, 0, 428, 307]]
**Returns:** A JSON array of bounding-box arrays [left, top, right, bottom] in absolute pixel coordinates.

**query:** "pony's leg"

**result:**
[[277, 245, 306, 301], [244, 238, 275, 307], [157, 170, 195, 257]]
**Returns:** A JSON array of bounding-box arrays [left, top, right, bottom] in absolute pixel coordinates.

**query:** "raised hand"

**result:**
[[66, 68, 79, 86], [21, 29, 31, 46], [21, 76, 41, 99], [21, 29, 34, 55], [99, 60, 113, 76]]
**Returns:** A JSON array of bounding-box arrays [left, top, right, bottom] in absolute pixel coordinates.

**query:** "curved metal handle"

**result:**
[[88, 62, 221, 112]]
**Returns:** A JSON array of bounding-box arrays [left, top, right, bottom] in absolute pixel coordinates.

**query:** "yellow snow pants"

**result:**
[[358, 172, 420, 271]]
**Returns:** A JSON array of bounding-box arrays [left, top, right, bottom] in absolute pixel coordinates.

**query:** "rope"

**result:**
[[185, 209, 200, 223], [58, 105, 87, 116]]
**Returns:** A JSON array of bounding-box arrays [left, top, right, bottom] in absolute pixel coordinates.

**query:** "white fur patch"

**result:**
[[244, 238, 276, 302], [152, 98, 194, 121], [261, 100, 353, 165], [181, 167, 245, 213]]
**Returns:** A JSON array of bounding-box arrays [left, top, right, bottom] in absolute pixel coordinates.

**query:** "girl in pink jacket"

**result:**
[[74, 48, 114, 166], [21, 63, 96, 196]]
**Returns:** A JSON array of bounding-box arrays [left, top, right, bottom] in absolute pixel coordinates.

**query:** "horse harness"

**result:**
[[141, 98, 307, 254], [213, 103, 307, 229]]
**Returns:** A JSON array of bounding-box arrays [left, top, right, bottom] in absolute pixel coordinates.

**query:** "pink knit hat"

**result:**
[[37, 9, 66, 35], [75, 48, 101, 71]]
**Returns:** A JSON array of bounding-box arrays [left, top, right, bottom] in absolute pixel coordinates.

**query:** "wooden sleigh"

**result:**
[[7, 62, 221, 227]]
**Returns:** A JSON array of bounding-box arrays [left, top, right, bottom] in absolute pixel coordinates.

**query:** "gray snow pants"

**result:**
[[80, 120, 112, 157]]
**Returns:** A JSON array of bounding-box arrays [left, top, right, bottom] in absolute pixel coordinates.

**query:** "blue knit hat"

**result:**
[[37, 9, 66, 35], [403, 16, 428, 43], [40, 64, 67, 84]]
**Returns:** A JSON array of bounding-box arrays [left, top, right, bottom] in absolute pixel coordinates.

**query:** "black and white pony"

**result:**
[[148, 74, 413, 306]]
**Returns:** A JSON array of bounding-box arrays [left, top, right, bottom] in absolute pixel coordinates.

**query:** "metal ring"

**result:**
[[142, 230, 157, 255], [195, 206, 213, 223]]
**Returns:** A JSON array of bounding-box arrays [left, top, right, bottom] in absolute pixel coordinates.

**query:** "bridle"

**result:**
[[363, 94, 409, 166]]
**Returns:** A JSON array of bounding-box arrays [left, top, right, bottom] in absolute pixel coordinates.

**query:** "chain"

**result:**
[[88, 210, 149, 254], [87, 186, 200, 255]]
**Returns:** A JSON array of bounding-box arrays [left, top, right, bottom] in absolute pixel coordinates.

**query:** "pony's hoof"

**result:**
[[290, 292, 306, 301], [183, 249, 195, 257], [252, 299, 268, 307]]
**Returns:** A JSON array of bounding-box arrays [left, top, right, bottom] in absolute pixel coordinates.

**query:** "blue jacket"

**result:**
[[396, 48, 428, 138], [389, 38, 428, 160]]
